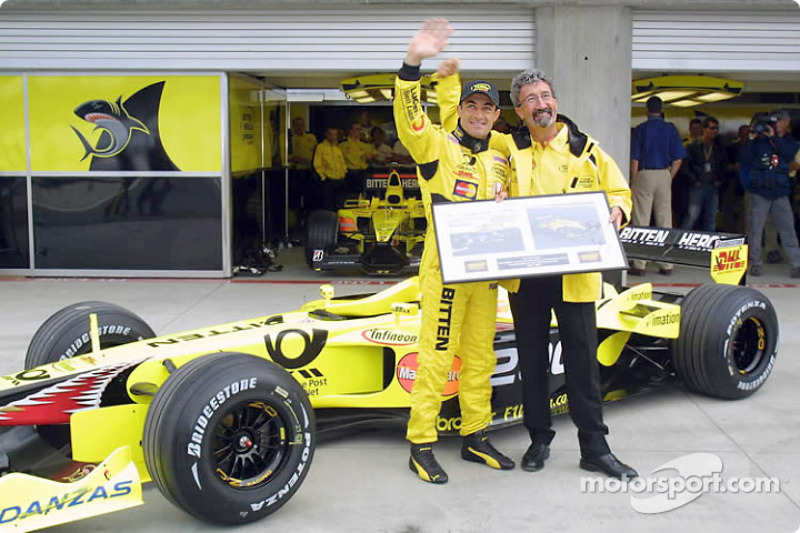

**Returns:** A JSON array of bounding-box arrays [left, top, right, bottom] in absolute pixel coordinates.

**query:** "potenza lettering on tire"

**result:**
[[143, 353, 315, 526], [672, 284, 778, 399]]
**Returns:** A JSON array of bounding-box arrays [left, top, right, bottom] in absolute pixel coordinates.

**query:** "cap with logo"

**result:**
[[460, 80, 500, 107]]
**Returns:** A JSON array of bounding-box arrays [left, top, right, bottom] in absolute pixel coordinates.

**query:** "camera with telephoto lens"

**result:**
[[751, 111, 777, 136]]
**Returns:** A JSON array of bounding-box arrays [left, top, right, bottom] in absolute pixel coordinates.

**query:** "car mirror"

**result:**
[[319, 284, 335, 306], [391, 302, 419, 326]]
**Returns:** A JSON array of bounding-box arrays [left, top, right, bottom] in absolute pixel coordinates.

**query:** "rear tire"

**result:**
[[672, 284, 778, 399], [143, 352, 314, 525], [26, 301, 155, 369], [305, 209, 339, 266]]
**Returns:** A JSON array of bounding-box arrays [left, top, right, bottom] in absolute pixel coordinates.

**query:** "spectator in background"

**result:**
[[673, 117, 704, 230], [680, 117, 726, 231], [740, 111, 800, 277], [763, 110, 800, 264], [629, 96, 686, 276], [392, 137, 416, 169], [313, 126, 347, 210], [339, 122, 376, 195], [722, 124, 750, 232], [288, 116, 318, 211], [493, 116, 512, 134], [685, 118, 703, 145], [370, 126, 394, 168]]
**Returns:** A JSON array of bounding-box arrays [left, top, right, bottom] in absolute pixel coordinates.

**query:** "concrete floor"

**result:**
[[1, 255, 799, 533]]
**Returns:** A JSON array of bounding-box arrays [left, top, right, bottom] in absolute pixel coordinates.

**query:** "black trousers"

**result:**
[[509, 276, 610, 458]]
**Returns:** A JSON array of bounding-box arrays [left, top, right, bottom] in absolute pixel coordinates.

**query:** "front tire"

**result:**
[[26, 301, 155, 368], [672, 284, 778, 399], [305, 209, 339, 266], [143, 352, 315, 525]]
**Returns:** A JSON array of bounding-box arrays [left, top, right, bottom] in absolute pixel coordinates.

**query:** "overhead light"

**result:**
[[631, 75, 744, 108], [340, 73, 438, 104]]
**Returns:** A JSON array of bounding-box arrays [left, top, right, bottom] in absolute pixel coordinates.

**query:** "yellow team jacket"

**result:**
[[437, 74, 632, 302], [312, 140, 347, 181], [393, 70, 510, 278]]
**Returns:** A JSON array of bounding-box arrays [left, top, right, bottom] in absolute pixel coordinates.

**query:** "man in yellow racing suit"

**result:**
[[437, 61, 637, 480], [395, 19, 514, 484]]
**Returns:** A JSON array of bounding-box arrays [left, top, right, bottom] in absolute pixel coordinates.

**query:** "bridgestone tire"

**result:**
[[672, 284, 778, 399], [25, 301, 155, 369], [305, 209, 339, 266], [143, 352, 315, 525]]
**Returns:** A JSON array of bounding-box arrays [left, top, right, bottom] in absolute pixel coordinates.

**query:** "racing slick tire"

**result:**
[[305, 209, 339, 266], [25, 301, 155, 369], [672, 283, 778, 399], [143, 352, 315, 525]]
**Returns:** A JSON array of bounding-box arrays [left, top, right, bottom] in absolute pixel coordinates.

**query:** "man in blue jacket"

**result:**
[[740, 111, 800, 277]]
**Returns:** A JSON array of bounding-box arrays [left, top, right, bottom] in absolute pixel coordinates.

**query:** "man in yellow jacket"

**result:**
[[438, 62, 636, 479], [503, 69, 636, 480], [312, 126, 347, 210], [395, 19, 514, 484]]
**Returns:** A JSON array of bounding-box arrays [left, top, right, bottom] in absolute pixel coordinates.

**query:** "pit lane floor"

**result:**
[[1, 254, 799, 533]]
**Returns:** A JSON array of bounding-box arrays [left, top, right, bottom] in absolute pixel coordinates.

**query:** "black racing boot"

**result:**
[[461, 430, 515, 470], [409, 443, 448, 484]]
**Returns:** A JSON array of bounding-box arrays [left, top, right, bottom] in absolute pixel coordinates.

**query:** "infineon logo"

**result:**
[[362, 329, 418, 346], [396, 352, 460, 395]]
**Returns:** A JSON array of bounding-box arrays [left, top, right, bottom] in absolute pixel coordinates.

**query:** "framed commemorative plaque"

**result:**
[[431, 191, 628, 284]]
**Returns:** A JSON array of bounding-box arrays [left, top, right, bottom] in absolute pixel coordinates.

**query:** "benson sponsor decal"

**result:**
[[362, 328, 418, 346], [396, 352, 461, 395]]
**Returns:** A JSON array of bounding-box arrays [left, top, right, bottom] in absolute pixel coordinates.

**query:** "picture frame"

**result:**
[[431, 191, 627, 284]]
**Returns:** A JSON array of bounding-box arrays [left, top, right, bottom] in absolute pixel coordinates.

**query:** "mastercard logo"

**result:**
[[453, 180, 477, 199], [396, 352, 461, 395]]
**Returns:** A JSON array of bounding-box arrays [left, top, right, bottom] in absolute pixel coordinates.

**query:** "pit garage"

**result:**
[[0, 2, 798, 279]]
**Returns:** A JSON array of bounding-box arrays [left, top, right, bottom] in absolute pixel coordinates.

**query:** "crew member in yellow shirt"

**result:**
[[339, 122, 376, 195], [312, 127, 347, 210]]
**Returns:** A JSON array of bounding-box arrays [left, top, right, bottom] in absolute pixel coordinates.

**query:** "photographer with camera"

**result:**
[[740, 110, 800, 277]]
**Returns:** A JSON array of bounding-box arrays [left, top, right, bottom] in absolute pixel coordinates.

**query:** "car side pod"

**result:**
[[0, 446, 142, 532]]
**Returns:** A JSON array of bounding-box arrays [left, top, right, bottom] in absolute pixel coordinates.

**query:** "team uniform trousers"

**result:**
[[406, 268, 498, 444], [631, 168, 673, 271], [509, 275, 610, 458]]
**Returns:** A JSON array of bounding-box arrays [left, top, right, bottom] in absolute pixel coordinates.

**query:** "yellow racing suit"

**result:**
[[394, 63, 510, 444]]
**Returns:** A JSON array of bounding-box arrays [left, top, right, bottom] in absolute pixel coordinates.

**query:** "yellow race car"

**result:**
[[306, 166, 426, 275], [0, 227, 776, 531]]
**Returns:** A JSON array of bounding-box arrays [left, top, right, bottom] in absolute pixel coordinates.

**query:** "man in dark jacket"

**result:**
[[740, 111, 800, 277], [680, 117, 726, 231]]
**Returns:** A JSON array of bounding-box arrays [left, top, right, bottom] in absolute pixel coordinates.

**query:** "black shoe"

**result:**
[[521, 443, 550, 472], [580, 453, 638, 480], [461, 431, 515, 470], [409, 444, 448, 484], [627, 267, 645, 276]]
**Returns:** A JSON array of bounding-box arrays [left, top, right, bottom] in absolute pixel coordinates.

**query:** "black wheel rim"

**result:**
[[212, 400, 291, 489], [731, 316, 767, 374]]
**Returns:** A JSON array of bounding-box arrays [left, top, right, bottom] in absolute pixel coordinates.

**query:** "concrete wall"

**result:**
[[535, 4, 633, 174]]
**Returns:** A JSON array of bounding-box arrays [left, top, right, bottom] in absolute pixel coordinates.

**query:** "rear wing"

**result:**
[[619, 226, 748, 285]]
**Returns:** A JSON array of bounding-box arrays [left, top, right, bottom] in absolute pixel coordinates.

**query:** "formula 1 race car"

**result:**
[[0, 227, 778, 531], [305, 165, 426, 275]]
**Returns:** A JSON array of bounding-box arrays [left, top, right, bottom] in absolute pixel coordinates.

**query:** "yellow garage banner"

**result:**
[[229, 76, 264, 174], [28, 75, 221, 172], [0, 76, 26, 171]]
